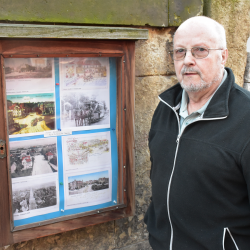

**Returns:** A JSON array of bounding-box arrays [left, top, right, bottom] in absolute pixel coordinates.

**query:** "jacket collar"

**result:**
[[158, 67, 235, 118]]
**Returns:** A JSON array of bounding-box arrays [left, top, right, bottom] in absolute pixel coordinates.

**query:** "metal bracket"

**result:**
[[0, 139, 6, 158]]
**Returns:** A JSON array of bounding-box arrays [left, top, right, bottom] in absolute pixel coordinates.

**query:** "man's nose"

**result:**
[[183, 50, 196, 66]]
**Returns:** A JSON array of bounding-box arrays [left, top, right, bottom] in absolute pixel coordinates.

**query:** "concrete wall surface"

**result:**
[[0, 1, 250, 250]]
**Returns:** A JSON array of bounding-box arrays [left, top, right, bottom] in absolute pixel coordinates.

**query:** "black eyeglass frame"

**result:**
[[169, 46, 224, 61]]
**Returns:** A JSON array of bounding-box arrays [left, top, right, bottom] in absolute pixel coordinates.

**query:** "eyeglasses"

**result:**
[[169, 46, 224, 61]]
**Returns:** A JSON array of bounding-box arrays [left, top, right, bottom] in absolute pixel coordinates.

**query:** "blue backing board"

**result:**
[[10, 57, 118, 227]]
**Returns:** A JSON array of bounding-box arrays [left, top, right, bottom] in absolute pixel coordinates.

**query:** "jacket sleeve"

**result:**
[[240, 138, 250, 203]]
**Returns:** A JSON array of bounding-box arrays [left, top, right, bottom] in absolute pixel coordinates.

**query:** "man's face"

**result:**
[[173, 24, 226, 93]]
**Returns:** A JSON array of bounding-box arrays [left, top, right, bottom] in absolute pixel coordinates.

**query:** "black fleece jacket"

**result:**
[[144, 68, 250, 250]]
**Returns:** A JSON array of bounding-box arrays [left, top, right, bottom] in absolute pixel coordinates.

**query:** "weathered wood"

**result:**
[[13, 204, 127, 232], [13, 208, 127, 244], [116, 57, 124, 204], [0, 56, 13, 247], [0, 39, 125, 56], [124, 42, 135, 215], [0, 24, 148, 40]]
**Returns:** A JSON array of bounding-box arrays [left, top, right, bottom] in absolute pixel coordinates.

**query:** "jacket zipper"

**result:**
[[223, 227, 239, 250], [158, 96, 227, 250]]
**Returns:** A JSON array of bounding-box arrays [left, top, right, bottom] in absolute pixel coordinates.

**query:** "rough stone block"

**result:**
[[113, 240, 152, 250], [205, 0, 250, 86], [135, 28, 176, 77]]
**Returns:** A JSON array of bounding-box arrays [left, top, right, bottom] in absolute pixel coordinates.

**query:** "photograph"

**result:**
[[64, 169, 111, 210], [68, 170, 109, 195], [60, 57, 109, 90], [5, 58, 55, 95], [60, 90, 109, 130], [7, 93, 55, 135], [12, 174, 59, 220], [5, 58, 53, 79], [62, 132, 111, 171], [10, 138, 58, 178]]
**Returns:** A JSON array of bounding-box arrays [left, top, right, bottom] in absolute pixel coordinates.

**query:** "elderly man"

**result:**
[[144, 16, 250, 250]]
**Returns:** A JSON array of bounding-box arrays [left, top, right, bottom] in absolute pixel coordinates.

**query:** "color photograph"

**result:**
[[68, 170, 109, 195], [62, 132, 111, 171], [64, 169, 111, 210], [7, 93, 55, 136], [60, 57, 109, 90]]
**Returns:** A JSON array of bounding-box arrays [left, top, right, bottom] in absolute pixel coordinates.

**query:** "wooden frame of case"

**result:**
[[0, 38, 135, 246]]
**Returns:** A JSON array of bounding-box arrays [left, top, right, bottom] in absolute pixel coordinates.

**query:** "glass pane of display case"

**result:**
[[5, 56, 123, 229]]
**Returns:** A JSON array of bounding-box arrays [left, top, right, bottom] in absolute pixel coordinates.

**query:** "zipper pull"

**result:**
[[176, 135, 180, 143]]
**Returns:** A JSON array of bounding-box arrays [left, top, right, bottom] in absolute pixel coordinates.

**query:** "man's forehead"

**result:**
[[174, 21, 218, 47]]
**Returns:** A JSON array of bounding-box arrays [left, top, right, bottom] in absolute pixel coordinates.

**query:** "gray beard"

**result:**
[[180, 79, 213, 92], [180, 67, 221, 92]]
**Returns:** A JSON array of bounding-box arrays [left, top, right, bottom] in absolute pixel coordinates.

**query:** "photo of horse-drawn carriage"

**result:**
[[61, 91, 109, 129], [73, 100, 106, 127]]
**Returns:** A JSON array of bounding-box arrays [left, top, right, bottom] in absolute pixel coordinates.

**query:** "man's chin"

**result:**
[[180, 81, 212, 93]]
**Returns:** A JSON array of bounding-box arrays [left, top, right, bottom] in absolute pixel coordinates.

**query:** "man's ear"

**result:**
[[221, 48, 228, 66]]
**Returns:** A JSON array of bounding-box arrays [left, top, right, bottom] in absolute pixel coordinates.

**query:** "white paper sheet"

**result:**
[[59, 57, 109, 90], [5, 58, 55, 95], [64, 168, 111, 210], [60, 89, 110, 131], [62, 131, 111, 172], [12, 174, 59, 220], [9, 137, 58, 178], [59, 57, 110, 131]]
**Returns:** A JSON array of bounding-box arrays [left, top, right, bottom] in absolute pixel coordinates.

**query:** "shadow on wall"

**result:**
[[243, 37, 250, 90]]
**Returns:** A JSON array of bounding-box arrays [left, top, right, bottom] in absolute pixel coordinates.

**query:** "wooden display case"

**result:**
[[0, 38, 135, 246]]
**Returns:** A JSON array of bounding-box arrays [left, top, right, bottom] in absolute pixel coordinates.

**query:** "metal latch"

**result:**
[[0, 140, 6, 158]]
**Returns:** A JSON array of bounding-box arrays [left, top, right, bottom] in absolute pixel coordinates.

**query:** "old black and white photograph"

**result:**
[[12, 175, 59, 220], [10, 137, 58, 178], [60, 90, 110, 130]]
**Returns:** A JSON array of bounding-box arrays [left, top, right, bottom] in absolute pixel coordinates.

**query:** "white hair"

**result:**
[[174, 16, 227, 49]]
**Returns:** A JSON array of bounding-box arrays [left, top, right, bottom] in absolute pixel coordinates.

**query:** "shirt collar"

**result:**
[[179, 69, 228, 118]]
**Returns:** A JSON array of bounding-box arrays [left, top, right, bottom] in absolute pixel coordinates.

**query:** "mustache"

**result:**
[[181, 67, 201, 76]]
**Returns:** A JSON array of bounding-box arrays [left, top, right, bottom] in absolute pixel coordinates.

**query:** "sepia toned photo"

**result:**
[[5, 58, 53, 79], [5, 58, 55, 95], [10, 138, 58, 178], [7, 93, 55, 136], [68, 170, 109, 195], [61, 90, 109, 130]]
